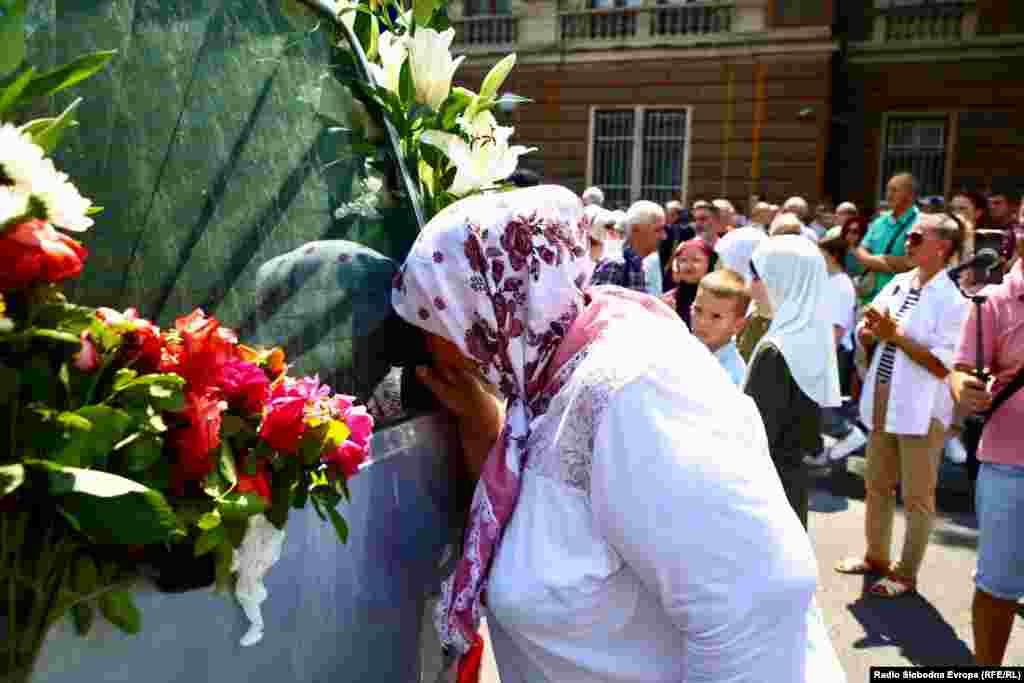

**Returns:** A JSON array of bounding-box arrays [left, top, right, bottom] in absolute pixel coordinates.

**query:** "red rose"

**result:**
[[323, 440, 366, 480], [73, 330, 100, 372], [258, 396, 307, 454], [220, 360, 270, 414], [0, 219, 88, 290], [170, 392, 227, 487], [173, 309, 239, 393], [235, 460, 272, 503]]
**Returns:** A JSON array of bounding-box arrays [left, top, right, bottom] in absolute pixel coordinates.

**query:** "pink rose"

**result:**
[[73, 330, 99, 372], [323, 440, 366, 480], [343, 406, 374, 449]]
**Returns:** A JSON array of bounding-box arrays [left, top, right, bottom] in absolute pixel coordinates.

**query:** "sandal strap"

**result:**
[[870, 576, 915, 597]]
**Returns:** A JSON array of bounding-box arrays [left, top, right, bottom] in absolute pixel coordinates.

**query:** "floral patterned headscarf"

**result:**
[[391, 185, 592, 661]]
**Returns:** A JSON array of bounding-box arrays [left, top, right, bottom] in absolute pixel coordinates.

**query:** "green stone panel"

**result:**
[[29, 0, 422, 397]]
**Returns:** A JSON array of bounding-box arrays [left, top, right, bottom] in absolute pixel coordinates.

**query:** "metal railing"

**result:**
[[453, 14, 519, 46], [560, 1, 734, 43], [874, 1, 974, 42]]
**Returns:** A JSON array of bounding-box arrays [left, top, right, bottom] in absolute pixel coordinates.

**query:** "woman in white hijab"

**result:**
[[744, 235, 842, 527], [715, 226, 767, 285]]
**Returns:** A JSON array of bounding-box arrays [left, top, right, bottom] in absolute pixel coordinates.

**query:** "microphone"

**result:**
[[948, 247, 1000, 280]]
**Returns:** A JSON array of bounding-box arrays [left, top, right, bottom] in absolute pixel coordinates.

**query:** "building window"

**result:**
[[464, 0, 510, 15], [589, 107, 689, 209], [880, 115, 947, 198]]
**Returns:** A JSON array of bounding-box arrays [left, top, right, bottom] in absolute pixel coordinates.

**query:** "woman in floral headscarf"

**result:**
[[392, 185, 844, 683]]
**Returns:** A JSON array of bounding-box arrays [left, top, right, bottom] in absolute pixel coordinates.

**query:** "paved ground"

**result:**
[[428, 460, 1024, 682]]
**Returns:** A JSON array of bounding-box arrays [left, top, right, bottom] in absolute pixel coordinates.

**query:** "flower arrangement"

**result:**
[[334, 0, 535, 220], [0, 11, 373, 680]]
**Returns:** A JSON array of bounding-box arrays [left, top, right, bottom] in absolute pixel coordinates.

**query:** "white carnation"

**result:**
[[0, 186, 31, 227], [0, 124, 46, 191], [26, 159, 94, 232]]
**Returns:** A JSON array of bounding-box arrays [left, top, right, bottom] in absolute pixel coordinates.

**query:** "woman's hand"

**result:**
[[416, 365, 504, 478], [950, 370, 994, 414]]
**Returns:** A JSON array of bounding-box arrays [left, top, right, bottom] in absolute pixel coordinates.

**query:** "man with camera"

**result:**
[[950, 228, 1024, 666]]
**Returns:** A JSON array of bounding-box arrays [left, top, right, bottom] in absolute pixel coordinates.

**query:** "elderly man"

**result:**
[[836, 201, 858, 228], [854, 173, 920, 304], [692, 201, 724, 247], [749, 202, 777, 232], [713, 199, 737, 233], [582, 186, 605, 208], [769, 212, 805, 237], [781, 196, 819, 243], [591, 200, 666, 293]]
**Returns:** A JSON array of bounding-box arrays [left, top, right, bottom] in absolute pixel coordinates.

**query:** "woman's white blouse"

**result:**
[[484, 334, 845, 682], [857, 268, 969, 435]]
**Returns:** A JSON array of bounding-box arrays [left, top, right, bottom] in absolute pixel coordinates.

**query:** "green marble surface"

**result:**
[[26, 0, 421, 393]]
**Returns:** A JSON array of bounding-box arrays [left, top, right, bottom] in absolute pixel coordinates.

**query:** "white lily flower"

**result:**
[[367, 31, 408, 95], [0, 124, 47, 192], [407, 28, 465, 111], [332, 0, 357, 32], [26, 159, 94, 232], [421, 120, 535, 197]]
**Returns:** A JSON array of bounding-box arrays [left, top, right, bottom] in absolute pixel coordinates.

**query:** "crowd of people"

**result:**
[[578, 174, 1024, 665], [389, 175, 1023, 682]]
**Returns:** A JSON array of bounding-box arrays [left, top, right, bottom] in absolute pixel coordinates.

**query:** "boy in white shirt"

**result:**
[[690, 269, 750, 387]]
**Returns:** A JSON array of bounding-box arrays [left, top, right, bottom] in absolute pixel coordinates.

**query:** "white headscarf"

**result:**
[[750, 235, 841, 408], [714, 226, 767, 285]]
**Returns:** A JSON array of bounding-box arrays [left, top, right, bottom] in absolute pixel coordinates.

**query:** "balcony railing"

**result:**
[[453, 14, 518, 46], [873, 1, 975, 42], [560, 1, 734, 43]]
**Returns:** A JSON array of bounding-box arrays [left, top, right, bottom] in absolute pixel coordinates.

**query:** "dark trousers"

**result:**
[[777, 461, 809, 529]]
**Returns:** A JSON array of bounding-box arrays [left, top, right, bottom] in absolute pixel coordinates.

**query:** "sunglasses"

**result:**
[[750, 261, 761, 281]]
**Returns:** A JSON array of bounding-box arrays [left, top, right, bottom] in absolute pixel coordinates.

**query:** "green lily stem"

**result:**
[[82, 352, 118, 408]]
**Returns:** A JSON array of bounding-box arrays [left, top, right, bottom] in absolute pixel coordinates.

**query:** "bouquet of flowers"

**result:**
[[0, 11, 373, 680], [332, 0, 535, 220]]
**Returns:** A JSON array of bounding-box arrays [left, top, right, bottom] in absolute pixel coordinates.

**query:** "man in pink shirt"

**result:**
[[950, 224, 1024, 665]]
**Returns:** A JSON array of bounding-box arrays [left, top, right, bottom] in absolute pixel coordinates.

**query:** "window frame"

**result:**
[[586, 104, 693, 208], [877, 111, 953, 201]]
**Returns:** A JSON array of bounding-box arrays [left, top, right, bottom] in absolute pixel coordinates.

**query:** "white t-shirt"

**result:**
[[826, 271, 856, 350], [484, 326, 845, 683]]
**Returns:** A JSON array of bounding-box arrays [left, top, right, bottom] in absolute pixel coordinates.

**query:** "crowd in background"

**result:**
[[576, 176, 1024, 665]]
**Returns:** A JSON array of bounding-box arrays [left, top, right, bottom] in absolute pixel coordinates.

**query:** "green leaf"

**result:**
[[0, 65, 34, 117], [19, 50, 116, 100], [0, 0, 27, 79], [197, 511, 222, 531], [114, 374, 185, 412], [32, 302, 97, 335], [74, 554, 99, 594], [214, 541, 234, 592], [194, 524, 226, 557], [399, 59, 414, 109], [29, 328, 80, 345], [202, 467, 227, 499], [0, 363, 19, 406], [439, 87, 474, 129], [218, 442, 238, 486], [326, 502, 349, 544], [112, 368, 139, 392], [20, 97, 83, 153], [217, 491, 267, 521], [71, 602, 95, 636], [53, 405, 133, 468], [413, 0, 437, 28], [0, 463, 24, 497], [98, 590, 141, 635], [486, 93, 532, 110], [26, 461, 181, 544], [479, 54, 515, 102], [117, 432, 163, 473]]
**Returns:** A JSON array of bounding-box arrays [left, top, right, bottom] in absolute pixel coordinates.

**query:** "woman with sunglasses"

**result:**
[[836, 213, 970, 598]]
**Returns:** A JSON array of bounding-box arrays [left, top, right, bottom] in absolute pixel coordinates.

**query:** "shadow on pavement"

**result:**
[[810, 488, 850, 514], [847, 589, 975, 666]]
